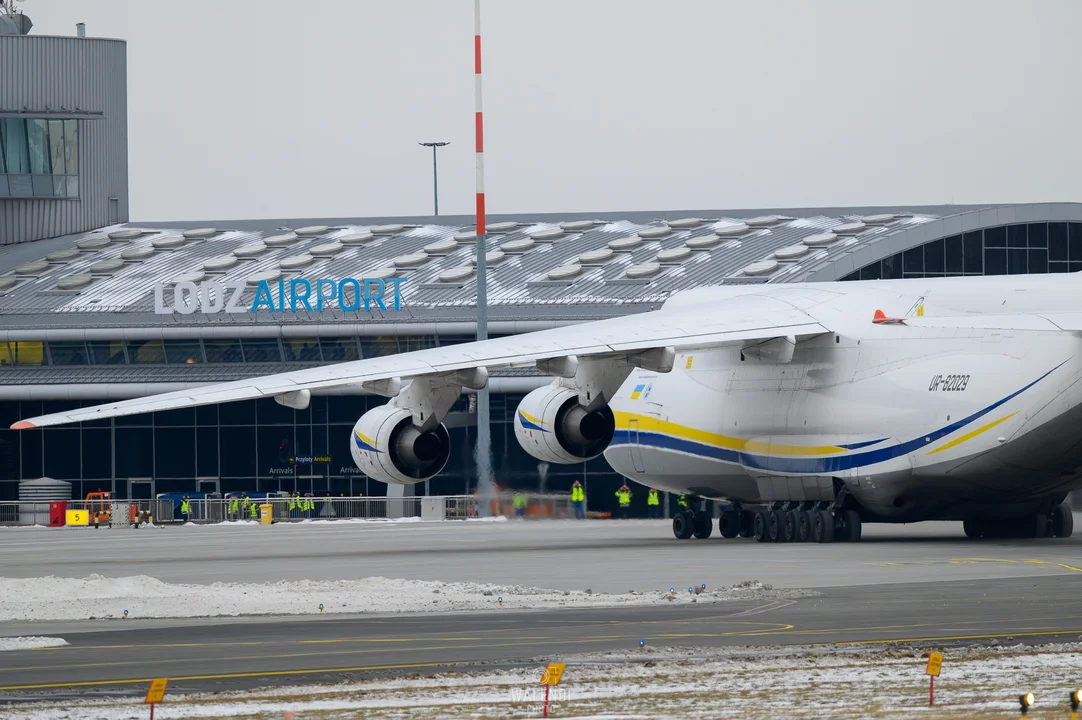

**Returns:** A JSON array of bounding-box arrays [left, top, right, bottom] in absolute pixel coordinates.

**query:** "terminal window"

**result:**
[[0, 118, 79, 198]]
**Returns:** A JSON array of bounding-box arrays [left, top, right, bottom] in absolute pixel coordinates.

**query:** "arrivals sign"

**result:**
[[153, 277, 407, 315]]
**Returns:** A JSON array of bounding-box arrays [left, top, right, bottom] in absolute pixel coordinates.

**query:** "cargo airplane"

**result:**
[[13, 274, 1082, 543]]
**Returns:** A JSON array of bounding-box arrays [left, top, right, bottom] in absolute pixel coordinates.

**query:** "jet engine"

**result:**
[[350, 405, 450, 485], [514, 384, 615, 464]]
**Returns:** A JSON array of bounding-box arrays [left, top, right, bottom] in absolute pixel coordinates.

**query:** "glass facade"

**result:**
[[841, 222, 1082, 280], [0, 335, 476, 367], [0, 394, 628, 511], [0, 118, 79, 198]]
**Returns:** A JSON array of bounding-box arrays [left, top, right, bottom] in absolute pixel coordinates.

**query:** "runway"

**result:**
[[1, 518, 1081, 590], [1, 574, 1080, 698], [2, 518, 1081, 700]]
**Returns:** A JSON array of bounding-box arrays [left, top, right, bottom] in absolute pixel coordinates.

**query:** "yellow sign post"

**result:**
[[145, 678, 167, 718], [925, 652, 943, 705], [65, 509, 89, 526], [538, 663, 566, 718]]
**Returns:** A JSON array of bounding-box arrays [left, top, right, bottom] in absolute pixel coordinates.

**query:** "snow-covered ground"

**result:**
[[7, 642, 1082, 718], [0, 575, 814, 621], [0, 636, 67, 651]]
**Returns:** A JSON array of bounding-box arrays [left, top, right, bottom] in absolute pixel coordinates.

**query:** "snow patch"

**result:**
[[0, 636, 68, 651], [0, 576, 814, 621]]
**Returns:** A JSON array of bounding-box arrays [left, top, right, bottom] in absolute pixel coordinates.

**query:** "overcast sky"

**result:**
[[22, 0, 1082, 221]]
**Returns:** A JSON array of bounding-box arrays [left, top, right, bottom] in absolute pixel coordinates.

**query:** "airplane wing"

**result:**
[[12, 293, 829, 429]]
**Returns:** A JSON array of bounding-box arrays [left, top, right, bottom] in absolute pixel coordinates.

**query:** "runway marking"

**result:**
[[0, 626, 798, 676], [874, 557, 1082, 573], [833, 628, 1082, 646], [0, 660, 478, 691]]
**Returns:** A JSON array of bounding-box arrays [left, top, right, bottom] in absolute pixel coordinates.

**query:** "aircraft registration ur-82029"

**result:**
[[12, 273, 1082, 544]]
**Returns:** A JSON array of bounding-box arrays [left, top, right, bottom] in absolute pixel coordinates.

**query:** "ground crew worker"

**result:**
[[615, 484, 632, 519], [242, 493, 251, 518], [180, 495, 192, 523], [250, 500, 259, 520], [303, 493, 314, 518], [513, 492, 527, 518], [677, 494, 689, 512], [288, 492, 298, 519], [228, 495, 240, 521], [647, 488, 661, 519], [571, 480, 586, 520]]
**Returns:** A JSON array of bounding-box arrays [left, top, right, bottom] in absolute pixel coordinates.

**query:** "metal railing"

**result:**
[[0, 492, 575, 527]]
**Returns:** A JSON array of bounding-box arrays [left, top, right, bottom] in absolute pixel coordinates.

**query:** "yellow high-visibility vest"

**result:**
[[571, 486, 584, 502], [647, 491, 659, 506], [615, 490, 631, 507]]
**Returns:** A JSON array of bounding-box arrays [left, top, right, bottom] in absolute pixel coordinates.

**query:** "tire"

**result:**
[[813, 510, 835, 543], [1052, 503, 1074, 538], [753, 510, 770, 543], [719, 510, 740, 539], [768, 510, 784, 542], [797, 510, 813, 542], [963, 518, 984, 539], [783, 510, 799, 542], [693, 511, 713, 539], [842, 509, 862, 542], [1026, 513, 1049, 539], [739, 510, 756, 538], [672, 512, 693, 540]]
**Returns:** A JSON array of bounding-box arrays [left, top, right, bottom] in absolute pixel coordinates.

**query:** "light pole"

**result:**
[[418, 141, 449, 216]]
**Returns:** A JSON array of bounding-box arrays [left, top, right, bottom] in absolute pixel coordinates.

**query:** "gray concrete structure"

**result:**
[[0, 32, 128, 245]]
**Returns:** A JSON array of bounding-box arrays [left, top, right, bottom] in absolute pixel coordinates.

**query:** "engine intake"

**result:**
[[514, 384, 615, 464], [350, 405, 450, 485]]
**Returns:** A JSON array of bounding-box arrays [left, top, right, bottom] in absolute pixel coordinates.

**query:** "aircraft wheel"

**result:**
[[797, 510, 813, 542], [782, 510, 799, 542], [1052, 503, 1074, 538], [768, 510, 784, 542], [841, 509, 862, 542], [719, 510, 740, 538], [739, 510, 756, 538], [813, 510, 835, 543], [672, 512, 693, 540], [693, 510, 713, 539], [753, 511, 770, 543], [962, 518, 984, 539], [1025, 513, 1049, 539]]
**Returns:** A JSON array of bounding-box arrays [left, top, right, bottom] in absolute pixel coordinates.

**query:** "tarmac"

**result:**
[[1, 518, 1081, 590], [1, 518, 1081, 699]]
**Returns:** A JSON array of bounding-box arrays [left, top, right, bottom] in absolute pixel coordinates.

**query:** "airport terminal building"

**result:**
[[2, 202, 1082, 513], [3, 19, 1082, 513]]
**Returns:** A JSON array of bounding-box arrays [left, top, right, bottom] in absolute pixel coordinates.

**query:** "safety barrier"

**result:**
[[0, 492, 575, 526]]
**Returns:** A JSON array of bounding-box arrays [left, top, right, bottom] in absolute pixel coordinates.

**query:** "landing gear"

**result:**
[[738, 510, 756, 538], [838, 509, 862, 542], [1052, 503, 1074, 538], [719, 510, 740, 538], [672, 512, 693, 540], [797, 510, 814, 543], [693, 510, 713, 539], [812, 510, 835, 543], [767, 510, 785, 542], [753, 510, 770, 543], [782, 510, 799, 543], [964, 503, 1074, 540]]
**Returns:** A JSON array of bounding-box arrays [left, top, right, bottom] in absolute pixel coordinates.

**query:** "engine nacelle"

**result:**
[[350, 404, 451, 485], [514, 384, 615, 464]]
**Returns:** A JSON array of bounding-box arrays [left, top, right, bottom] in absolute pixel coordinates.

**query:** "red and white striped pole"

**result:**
[[473, 0, 494, 507]]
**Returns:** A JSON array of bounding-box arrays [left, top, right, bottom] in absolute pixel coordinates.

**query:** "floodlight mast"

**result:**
[[418, 141, 449, 216], [473, 0, 494, 512]]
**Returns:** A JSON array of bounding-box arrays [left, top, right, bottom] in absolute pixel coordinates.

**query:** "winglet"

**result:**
[[10, 420, 35, 430], [872, 309, 906, 325]]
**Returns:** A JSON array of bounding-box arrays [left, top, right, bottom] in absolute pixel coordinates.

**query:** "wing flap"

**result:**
[[13, 294, 829, 428]]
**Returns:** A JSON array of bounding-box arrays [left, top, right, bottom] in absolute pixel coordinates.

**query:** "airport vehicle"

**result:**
[[85, 491, 113, 524], [12, 274, 1082, 542]]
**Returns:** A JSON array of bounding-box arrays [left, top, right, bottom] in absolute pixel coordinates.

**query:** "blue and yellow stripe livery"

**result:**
[[611, 362, 1062, 474]]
